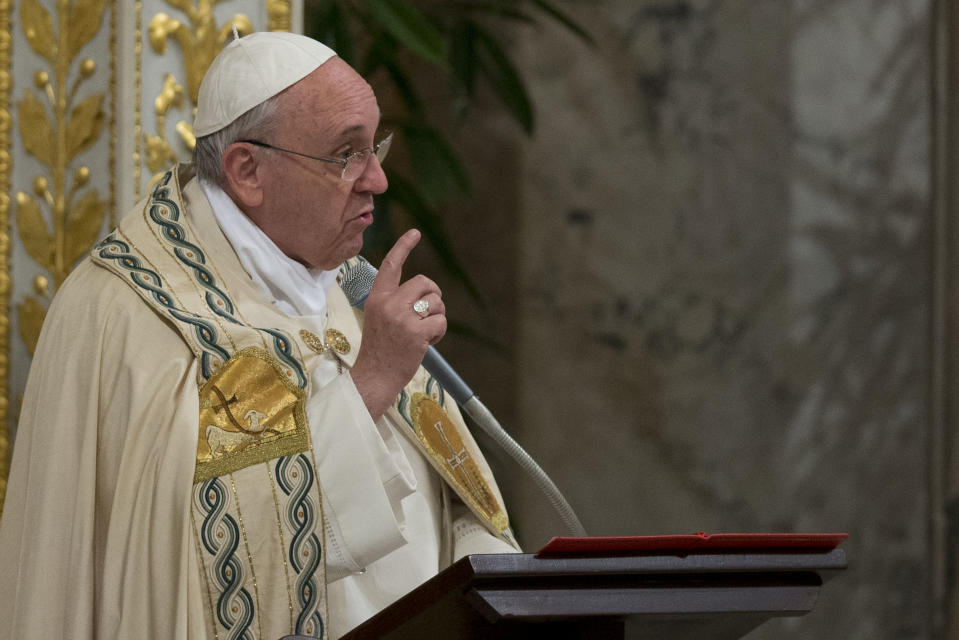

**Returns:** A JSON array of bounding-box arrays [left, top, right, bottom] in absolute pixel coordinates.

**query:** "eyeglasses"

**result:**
[[238, 130, 393, 181]]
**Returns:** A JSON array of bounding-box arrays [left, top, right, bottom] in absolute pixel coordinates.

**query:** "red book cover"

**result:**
[[537, 533, 848, 555]]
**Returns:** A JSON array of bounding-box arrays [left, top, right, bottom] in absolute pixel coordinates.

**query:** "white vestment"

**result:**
[[0, 164, 518, 639]]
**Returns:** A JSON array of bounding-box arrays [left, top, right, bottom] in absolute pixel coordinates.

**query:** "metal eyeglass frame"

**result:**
[[237, 130, 393, 181]]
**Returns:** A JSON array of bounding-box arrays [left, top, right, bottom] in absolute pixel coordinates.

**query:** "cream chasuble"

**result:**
[[0, 163, 518, 640]]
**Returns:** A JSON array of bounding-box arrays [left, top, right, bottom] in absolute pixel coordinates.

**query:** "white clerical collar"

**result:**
[[202, 180, 340, 319]]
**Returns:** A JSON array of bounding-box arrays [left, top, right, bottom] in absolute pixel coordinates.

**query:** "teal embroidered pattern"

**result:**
[[147, 170, 307, 389], [196, 478, 255, 640], [262, 328, 308, 389], [396, 376, 446, 431], [149, 173, 238, 322], [276, 454, 324, 637], [95, 234, 231, 379]]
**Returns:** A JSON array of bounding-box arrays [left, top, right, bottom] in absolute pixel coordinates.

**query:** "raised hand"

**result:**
[[349, 229, 447, 420]]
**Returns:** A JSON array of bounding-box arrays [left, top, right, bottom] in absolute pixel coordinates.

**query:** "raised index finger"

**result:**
[[374, 229, 421, 291]]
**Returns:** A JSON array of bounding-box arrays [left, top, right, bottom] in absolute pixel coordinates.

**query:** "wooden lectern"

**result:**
[[336, 535, 847, 640]]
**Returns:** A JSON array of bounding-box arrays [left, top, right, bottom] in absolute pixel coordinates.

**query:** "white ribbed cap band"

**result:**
[[193, 31, 337, 137]]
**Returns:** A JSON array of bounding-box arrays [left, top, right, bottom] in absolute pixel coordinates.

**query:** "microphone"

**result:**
[[340, 256, 587, 537], [340, 257, 475, 405]]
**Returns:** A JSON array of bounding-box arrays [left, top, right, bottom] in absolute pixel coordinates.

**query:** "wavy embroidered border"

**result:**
[[196, 478, 256, 639], [94, 233, 231, 378], [276, 454, 325, 637], [147, 170, 307, 388]]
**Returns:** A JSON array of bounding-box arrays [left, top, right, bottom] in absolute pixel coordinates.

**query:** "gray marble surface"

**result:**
[[507, 1, 931, 637]]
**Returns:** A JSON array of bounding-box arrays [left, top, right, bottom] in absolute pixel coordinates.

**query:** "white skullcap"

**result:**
[[194, 31, 337, 137]]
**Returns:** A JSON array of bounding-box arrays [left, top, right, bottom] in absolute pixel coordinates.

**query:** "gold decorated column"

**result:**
[[0, 0, 300, 517]]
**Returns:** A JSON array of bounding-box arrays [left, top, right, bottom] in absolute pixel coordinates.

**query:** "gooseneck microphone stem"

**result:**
[[422, 349, 587, 537], [342, 258, 587, 537]]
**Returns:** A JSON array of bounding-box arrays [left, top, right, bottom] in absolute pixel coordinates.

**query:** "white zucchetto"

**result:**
[[193, 31, 337, 137]]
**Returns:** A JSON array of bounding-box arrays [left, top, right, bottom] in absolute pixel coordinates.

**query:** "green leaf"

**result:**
[[402, 124, 471, 205], [359, 32, 397, 77], [472, 25, 534, 133], [447, 1, 536, 24], [384, 61, 424, 117], [307, 1, 356, 66], [385, 174, 482, 302], [330, 2, 356, 65], [449, 20, 477, 96], [529, 0, 595, 46], [367, 0, 447, 67]]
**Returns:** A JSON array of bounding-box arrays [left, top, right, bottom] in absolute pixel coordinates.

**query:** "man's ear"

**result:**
[[221, 143, 263, 207]]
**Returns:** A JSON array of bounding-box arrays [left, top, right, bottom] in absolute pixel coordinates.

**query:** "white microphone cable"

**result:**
[[341, 257, 587, 537]]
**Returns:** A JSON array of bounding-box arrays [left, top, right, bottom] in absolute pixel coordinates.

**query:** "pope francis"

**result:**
[[0, 31, 519, 639]]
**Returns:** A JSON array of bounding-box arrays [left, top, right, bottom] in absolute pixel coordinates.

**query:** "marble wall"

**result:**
[[495, 1, 932, 638]]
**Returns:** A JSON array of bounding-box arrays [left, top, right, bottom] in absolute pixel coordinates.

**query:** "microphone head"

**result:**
[[340, 256, 378, 309]]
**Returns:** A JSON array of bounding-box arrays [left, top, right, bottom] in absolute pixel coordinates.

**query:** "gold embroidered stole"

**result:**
[[91, 166, 327, 639], [332, 260, 515, 546], [91, 165, 516, 637]]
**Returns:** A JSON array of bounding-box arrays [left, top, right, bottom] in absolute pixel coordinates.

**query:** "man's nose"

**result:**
[[354, 154, 388, 194]]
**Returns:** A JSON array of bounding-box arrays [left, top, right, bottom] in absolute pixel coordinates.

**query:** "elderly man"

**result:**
[[0, 32, 518, 639]]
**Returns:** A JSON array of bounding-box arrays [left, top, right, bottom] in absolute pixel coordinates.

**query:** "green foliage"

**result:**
[[304, 0, 591, 300]]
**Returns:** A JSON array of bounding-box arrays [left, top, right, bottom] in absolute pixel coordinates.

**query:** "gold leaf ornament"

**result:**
[[15, 192, 54, 271], [175, 120, 196, 150], [65, 189, 106, 267], [20, 0, 57, 62], [144, 133, 175, 173], [66, 93, 105, 162], [163, 0, 194, 16], [17, 296, 48, 357], [66, 0, 108, 60], [148, 13, 180, 55], [154, 73, 184, 115], [18, 90, 54, 167]]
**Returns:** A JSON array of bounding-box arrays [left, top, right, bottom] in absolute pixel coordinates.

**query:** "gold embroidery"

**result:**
[[300, 329, 325, 355], [324, 328, 351, 355], [195, 347, 309, 483], [410, 393, 509, 534], [300, 328, 351, 357]]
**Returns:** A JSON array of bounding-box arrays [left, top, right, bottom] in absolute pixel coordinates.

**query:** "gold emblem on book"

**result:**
[[410, 393, 508, 534]]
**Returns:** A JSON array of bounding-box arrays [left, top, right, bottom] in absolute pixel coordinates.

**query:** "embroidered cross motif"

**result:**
[[409, 391, 509, 534], [431, 420, 482, 497], [194, 347, 310, 484], [433, 421, 468, 466], [211, 384, 242, 429]]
